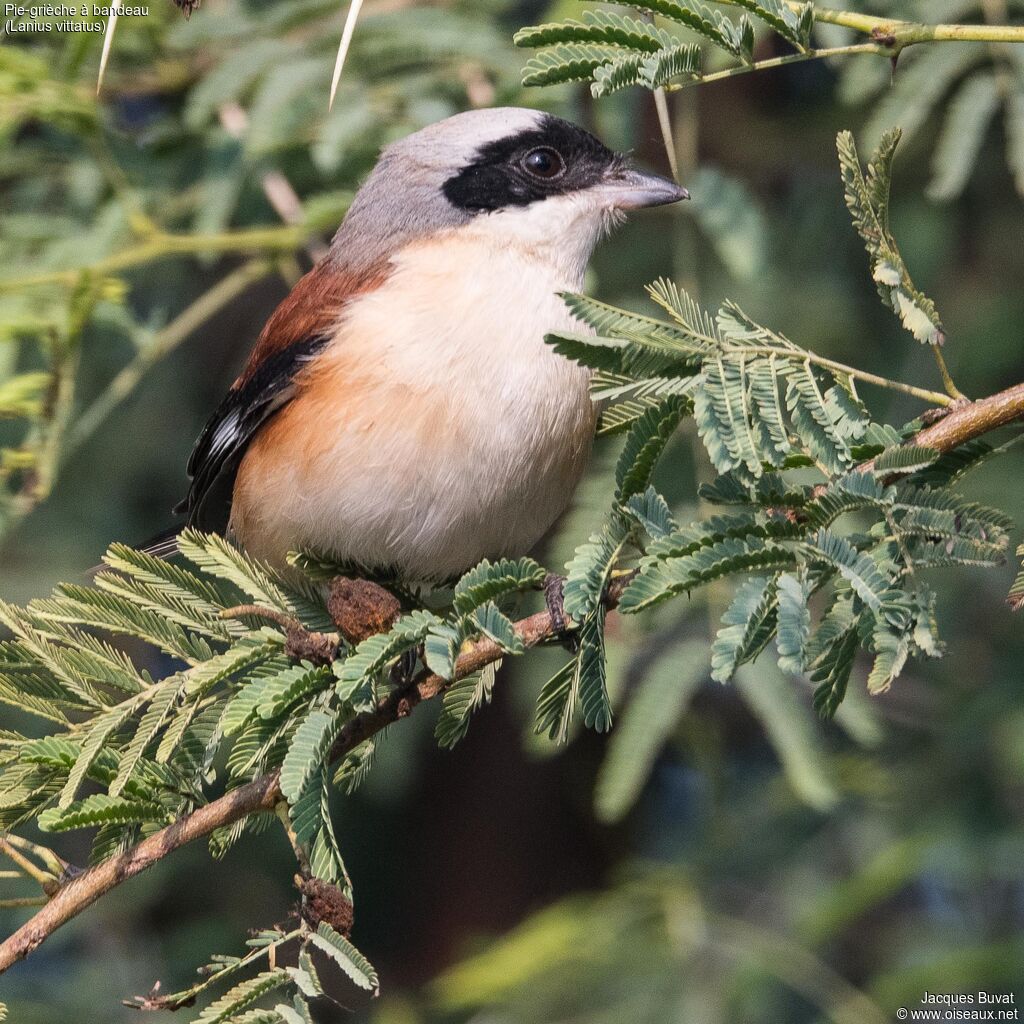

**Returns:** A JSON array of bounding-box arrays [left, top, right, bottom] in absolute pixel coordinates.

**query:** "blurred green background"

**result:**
[[2, 0, 1024, 1020]]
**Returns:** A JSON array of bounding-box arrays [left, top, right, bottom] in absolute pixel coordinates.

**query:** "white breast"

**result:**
[[230, 230, 596, 580]]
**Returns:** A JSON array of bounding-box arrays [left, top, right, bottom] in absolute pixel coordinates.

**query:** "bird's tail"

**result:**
[[87, 526, 182, 579], [136, 526, 183, 560]]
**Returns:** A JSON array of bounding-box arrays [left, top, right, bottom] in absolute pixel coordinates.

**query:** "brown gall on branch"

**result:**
[[298, 875, 354, 937], [326, 577, 402, 645], [2, 382, 1024, 975], [218, 577, 400, 663]]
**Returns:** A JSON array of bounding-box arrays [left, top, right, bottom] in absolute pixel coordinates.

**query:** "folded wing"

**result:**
[[175, 258, 388, 533]]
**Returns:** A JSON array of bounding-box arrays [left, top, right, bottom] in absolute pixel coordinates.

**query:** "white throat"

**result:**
[[458, 192, 624, 286]]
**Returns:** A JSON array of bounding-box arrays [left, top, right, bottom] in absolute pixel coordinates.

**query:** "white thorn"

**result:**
[[97, 0, 122, 96], [329, 0, 363, 112]]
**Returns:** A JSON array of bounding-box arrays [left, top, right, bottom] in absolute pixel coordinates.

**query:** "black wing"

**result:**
[[175, 335, 330, 532]]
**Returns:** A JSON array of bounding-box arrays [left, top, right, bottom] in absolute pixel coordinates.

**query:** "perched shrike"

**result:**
[[174, 108, 688, 580]]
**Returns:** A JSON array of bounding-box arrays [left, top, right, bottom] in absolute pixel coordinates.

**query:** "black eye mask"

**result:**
[[442, 114, 621, 214]]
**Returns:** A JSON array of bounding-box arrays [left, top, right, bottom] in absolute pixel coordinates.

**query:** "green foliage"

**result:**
[[534, 660, 576, 743], [514, 10, 680, 53], [775, 570, 813, 675], [435, 663, 498, 749], [38, 793, 167, 832], [593, 637, 707, 821], [334, 611, 439, 708], [872, 444, 940, 474], [607, 0, 753, 58], [280, 709, 340, 804], [452, 557, 546, 615], [839, 12, 1024, 202], [838, 128, 945, 346], [120, 912, 379, 1017], [4, 3, 1024, 1018], [728, 0, 814, 49], [615, 398, 688, 501], [516, 0, 820, 96], [537, 129, 1020, 729], [193, 969, 291, 1023], [308, 922, 380, 994], [590, 44, 703, 97], [0, 521, 589, 1011], [711, 574, 779, 682]]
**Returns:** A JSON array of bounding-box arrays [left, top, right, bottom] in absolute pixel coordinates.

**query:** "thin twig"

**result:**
[[220, 604, 306, 633], [665, 44, 887, 91], [274, 803, 310, 875], [652, 88, 680, 181], [0, 838, 54, 891], [220, 605, 339, 664], [2, 835, 70, 879], [712, 0, 1024, 45], [125, 927, 304, 1011], [931, 346, 966, 401]]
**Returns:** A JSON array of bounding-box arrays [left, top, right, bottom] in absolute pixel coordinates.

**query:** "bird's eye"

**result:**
[[522, 147, 565, 180]]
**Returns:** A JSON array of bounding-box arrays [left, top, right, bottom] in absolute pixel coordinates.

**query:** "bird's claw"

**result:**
[[543, 574, 580, 653], [390, 647, 419, 686], [543, 573, 567, 634]]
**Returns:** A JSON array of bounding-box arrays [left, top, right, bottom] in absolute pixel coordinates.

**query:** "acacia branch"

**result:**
[[0, 597, 567, 974], [911, 382, 1024, 452], [2, 382, 1023, 974], [719, 1, 1024, 46], [0, 772, 281, 972]]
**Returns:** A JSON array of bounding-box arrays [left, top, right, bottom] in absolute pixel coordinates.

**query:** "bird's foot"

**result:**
[[390, 647, 419, 687], [543, 573, 580, 652], [544, 573, 567, 634]]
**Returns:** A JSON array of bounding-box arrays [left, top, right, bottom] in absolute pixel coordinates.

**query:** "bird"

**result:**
[[172, 107, 688, 585]]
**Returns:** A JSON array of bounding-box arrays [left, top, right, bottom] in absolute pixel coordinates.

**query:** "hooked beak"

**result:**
[[598, 165, 690, 210]]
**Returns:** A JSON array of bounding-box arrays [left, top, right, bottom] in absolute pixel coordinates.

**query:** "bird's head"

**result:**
[[330, 107, 688, 281]]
